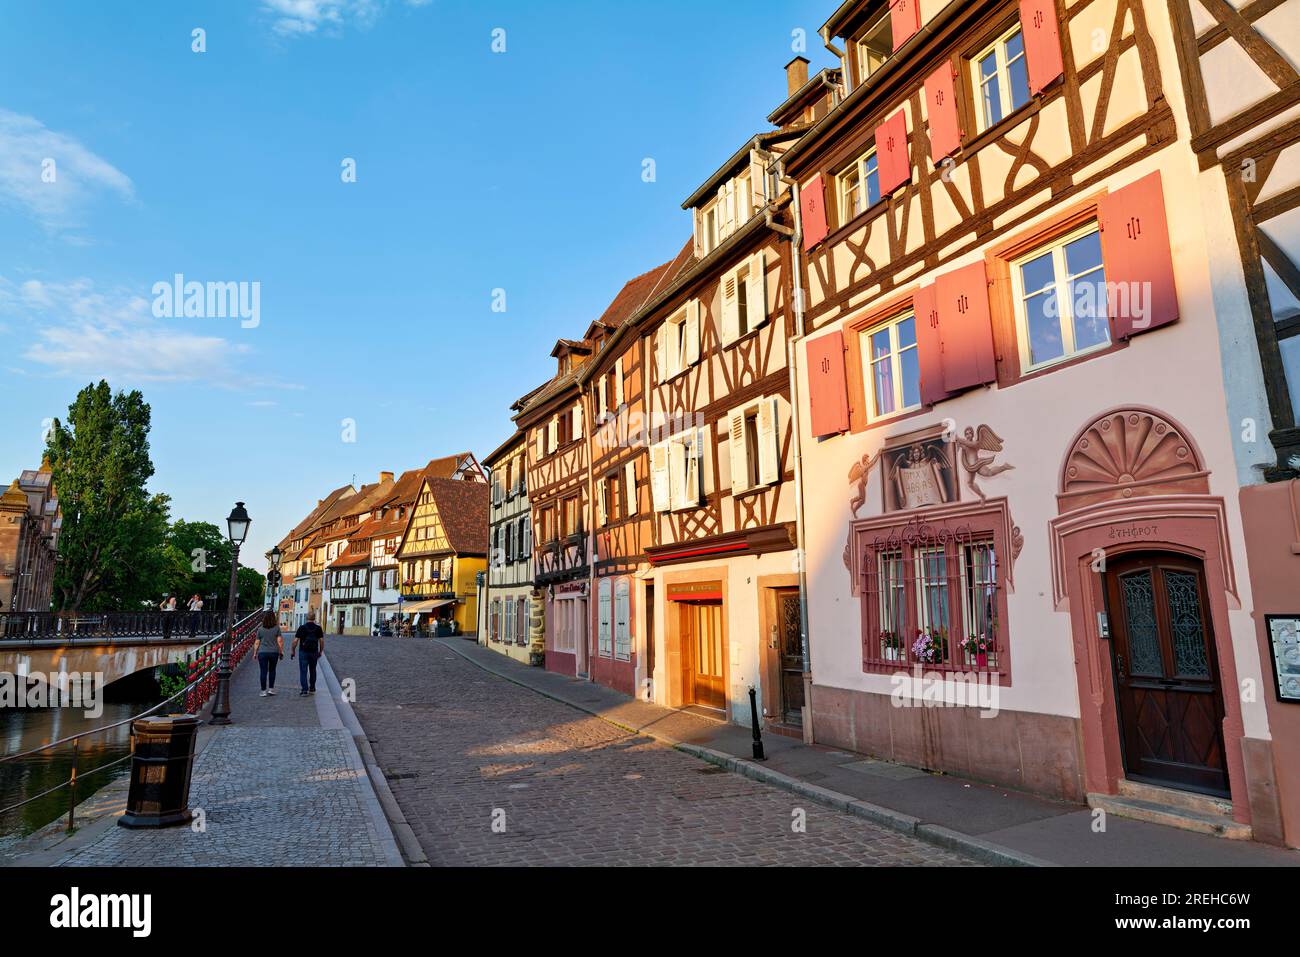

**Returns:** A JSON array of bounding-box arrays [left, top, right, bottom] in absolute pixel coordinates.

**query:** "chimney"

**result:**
[[380, 471, 394, 484], [786, 56, 809, 98]]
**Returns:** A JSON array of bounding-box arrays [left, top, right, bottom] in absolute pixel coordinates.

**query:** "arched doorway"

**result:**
[[1102, 552, 1228, 795]]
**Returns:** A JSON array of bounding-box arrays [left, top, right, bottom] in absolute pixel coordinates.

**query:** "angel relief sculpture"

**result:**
[[954, 425, 1015, 504], [889, 442, 952, 510]]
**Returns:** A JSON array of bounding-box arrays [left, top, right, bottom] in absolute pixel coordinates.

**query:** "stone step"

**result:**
[[1117, 778, 1234, 818], [1088, 792, 1251, 840]]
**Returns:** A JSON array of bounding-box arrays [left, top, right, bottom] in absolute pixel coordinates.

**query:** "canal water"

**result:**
[[0, 677, 162, 847]]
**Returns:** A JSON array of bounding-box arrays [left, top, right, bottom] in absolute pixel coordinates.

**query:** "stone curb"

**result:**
[[319, 656, 425, 867], [436, 638, 1048, 867]]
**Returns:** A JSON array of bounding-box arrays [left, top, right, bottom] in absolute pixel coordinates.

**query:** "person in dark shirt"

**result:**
[[291, 610, 325, 696]]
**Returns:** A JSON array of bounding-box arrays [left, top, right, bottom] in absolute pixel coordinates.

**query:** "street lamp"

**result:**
[[210, 502, 250, 726], [267, 545, 283, 612]]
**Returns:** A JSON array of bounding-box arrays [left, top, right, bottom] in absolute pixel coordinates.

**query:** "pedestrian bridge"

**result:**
[[0, 611, 235, 687]]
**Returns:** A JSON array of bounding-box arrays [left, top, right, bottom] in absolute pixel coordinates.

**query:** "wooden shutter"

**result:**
[[913, 284, 953, 406], [548, 416, 558, 453], [691, 428, 706, 504], [801, 173, 830, 250], [624, 461, 637, 515], [685, 300, 701, 366], [806, 331, 851, 437], [728, 411, 748, 494], [668, 439, 686, 510], [654, 327, 666, 381], [890, 0, 920, 49], [749, 150, 770, 211], [936, 261, 997, 392], [1098, 171, 1179, 339], [747, 251, 768, 329], [721, 271, 741, 345], [1020, 0, 1064, 95], [596, 377, 607, 415], [573, 402, 584, 439], [650, 443, 671, 512], [598, 580, 611, 655], [758, 398, 779, 485], [614, 358, 624, 407], [924, 61, 962, 163], [875, 109, 911, 196], [596, 476, 607, 526], [535, 428, 544, 461]]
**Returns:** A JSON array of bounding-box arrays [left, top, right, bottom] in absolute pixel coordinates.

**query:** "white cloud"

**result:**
[[259, 0, 427, 37], [0, 109, 133, 231], [2, 276, 249, 385]]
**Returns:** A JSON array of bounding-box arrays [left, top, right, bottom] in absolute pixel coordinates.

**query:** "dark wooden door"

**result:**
[[683, 602, 725, 711], [776, 589, 805, 724], [1105, 554, 1228, 795]]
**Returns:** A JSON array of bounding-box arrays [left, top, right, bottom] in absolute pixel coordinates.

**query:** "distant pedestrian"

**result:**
[[160, 595, 177, 639], [187, 593, 204, 638], [255, 611, 284, 697], [291, 610, 325, 697]]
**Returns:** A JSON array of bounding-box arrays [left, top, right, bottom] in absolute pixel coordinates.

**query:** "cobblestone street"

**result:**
[[326, 635, 974, 866]]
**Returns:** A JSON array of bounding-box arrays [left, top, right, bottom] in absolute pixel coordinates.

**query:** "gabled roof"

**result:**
[[402, 477, 489, 557], [330, 549, 371, 569], [483, 429, 526, 468]]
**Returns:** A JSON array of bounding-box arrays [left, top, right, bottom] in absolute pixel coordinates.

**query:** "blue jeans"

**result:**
[[298, 651, 320, 692], [258, 652, 278, 691]]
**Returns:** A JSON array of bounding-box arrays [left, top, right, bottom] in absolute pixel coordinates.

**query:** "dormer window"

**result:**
[[853, 10, 892, 87], [701, 198, 721, 255]]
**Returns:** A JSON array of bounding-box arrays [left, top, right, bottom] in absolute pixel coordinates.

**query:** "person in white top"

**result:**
[[160, 595, 177, 639], [187, 594, 204, 637]]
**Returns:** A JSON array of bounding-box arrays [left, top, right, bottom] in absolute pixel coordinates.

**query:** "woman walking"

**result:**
[[255, 611, 284, 697]]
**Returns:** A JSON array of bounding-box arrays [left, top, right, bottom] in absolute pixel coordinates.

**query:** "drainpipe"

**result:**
[[778, 159, 816, 744], [584, 384, 597, 682]]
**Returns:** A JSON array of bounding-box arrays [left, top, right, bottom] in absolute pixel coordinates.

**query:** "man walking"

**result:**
[[291, 610, 325, 697]]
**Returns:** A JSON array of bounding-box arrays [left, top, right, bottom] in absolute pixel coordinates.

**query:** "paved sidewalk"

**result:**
[[5, 646, 403, 867], [438, 637, 1300, 867]]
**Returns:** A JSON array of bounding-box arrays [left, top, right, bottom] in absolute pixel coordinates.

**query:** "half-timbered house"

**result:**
[[575, 255, 691, 696], [482, 432, 537, 665], [786, 0, 1295, 844], [517, 341, 593, 675], [394, 476, 488, 635], [1165, 0, 1300, 847], [625, 65, 831, 726]]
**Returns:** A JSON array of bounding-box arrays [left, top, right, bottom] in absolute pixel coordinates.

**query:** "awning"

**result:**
[[400, 599, 455, 614]]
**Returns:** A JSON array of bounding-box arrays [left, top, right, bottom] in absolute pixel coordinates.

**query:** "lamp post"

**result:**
[[267, 545, 282, 613], [210, 502, 250, 726]]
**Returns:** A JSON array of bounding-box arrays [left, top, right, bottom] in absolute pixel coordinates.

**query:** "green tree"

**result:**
[[44, 381, 172, 611], [163, 520, 233, 606], [237, 566, 266, 611]]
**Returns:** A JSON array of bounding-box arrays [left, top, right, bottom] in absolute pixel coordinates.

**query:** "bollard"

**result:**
[[748, 686, 766, 761], [118, 714, 201, 828]]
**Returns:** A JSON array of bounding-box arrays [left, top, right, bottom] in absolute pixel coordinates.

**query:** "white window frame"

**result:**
[[1009, 221, 1111, 373], [859, 311, 921, 422], [700, 197, 721, 255], [660, 428, 706, 512], [726, 396, 780, 495], [720, 252, 769, 347], [838, 147, 881, 226], [971, 23, 1031, 133], [853, 10, 893, 87]]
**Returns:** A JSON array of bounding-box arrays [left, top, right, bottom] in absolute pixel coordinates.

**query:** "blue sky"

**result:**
[[0, 0, 833, 572]]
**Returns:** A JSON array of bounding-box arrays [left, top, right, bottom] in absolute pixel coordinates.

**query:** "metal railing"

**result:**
[[0, 609, 263, 831], [0, 610, 232, 642]]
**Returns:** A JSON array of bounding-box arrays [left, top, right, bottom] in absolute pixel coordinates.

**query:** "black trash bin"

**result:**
[[118, 714, 201, 829]]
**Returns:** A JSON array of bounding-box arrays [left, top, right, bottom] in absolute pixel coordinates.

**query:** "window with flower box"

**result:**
[[854, 512, 1010, 677]]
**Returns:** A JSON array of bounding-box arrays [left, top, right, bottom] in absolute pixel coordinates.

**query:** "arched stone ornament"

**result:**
[[1057, 407, 1209, 513]]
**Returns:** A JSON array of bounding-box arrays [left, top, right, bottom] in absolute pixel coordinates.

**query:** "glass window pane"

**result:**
[[1069, 274, 1111, 352], [1064, 230, 1103, 276], [873, 359, 895, 416], [866, 168, 880, 206], [1280, 335, 1300, 424], [870, 328, 892, 362], [899, 345, 921, 409], [1025, 289, 1064, 365], [981, 76, 1002, 126], [896, 316, 916, 348], [1005, 30, 1025, 62], [1008, 57, 1031, 112], [1020, 251, 1055, 294], [979, 51, 999, 83]]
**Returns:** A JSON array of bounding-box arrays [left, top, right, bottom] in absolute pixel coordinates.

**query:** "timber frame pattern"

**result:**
[[789, 0, 1174, 332], [1167, 0, 1300, 477]]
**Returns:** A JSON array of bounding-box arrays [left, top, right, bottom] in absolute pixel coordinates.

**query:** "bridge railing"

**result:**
[[0, 610, 232, 642], [0, 609, 263, 831]]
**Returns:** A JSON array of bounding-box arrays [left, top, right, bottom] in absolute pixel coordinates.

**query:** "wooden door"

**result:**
[[775, 589, 805, 723], [1105, 554, 1229, 796], [682, 602, 726, 711]]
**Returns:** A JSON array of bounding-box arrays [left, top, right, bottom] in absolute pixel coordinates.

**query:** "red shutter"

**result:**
[[1098, 171, 1179, 339], [924, 61, 962, 163], [806, 331, 850, 438], [936, 262, 997, 392], [913, 284, 953, 406], [874, 109, 910, 196], [1020, 0, 1064, 95], [801, 173, 830, 250], [890, 0, 921, 50]]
